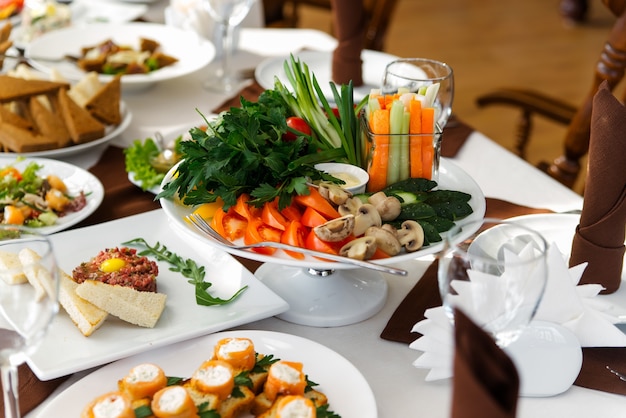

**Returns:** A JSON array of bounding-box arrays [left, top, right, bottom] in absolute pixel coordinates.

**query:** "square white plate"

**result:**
[[29, 209, 289, 380]]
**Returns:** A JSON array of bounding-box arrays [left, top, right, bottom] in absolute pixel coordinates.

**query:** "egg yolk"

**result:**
[[100, 258, 126, 273]]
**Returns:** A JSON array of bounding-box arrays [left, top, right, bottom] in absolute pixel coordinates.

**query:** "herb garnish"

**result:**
[[123, 238, 247, 306]]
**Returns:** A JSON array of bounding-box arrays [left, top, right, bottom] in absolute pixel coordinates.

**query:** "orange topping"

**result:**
[[213, 337, 256, 372], [191, 359, 235, 400], [151, 386, 199, 418], [275, 395, 316, 418], [81, 391, 134, 418], [264, 361, 306, 402], [120, 363, 168, 400]]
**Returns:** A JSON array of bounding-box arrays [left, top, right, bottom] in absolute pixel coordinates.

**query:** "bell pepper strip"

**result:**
[[191, 198, 224, 221], [281, 220, 308, 259], [293, 186, 340, 219]]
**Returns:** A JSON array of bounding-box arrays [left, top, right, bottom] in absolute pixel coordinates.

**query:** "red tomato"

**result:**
[[299, 206, 328, 228], [244, 218, 282, 255], [234, 193, 261, 220], [222, 212, 247, 241], [261, 200, 289, 231], [281, 221, 308, 260], [304, 230, 339, 257], [0, 167, 22, 181], [293, 186, 340, 220], [210, 207, 227, 238], [283, 117, 312, 141], [280, 204, 302, 222]]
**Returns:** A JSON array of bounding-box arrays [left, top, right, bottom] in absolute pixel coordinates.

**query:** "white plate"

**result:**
[[0, 101, 131, 159], [36, 330, 376, 418], [255, 49, 399, 102], [0, 156, 103, 234], [28, 210, 289, 380], [160, 158, 487, 271], [24, 22, 215, 90], [70, 0, 148, 24]]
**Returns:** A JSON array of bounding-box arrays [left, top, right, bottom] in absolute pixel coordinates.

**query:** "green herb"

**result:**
[[124, 136, 183, 192], [122, 238, 247, 306], [133, 405, 153, 418], [316, 404, 342, 418]]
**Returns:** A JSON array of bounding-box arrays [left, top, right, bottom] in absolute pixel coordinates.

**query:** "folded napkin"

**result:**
[[330, 0, 365, 86], [451, 308, 519, 418], [165, 0, 214, 39], [569, 81, 626, 294]]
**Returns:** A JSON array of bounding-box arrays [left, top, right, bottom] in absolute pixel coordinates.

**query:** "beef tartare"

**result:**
[[72, 247, 159, 292]]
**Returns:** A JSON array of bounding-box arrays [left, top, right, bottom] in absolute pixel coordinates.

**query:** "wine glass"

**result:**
[[0, 226, 59, 418], [381, 58, 454, 129], [203, 0, 256, 93], [437, 218, 548, 347]]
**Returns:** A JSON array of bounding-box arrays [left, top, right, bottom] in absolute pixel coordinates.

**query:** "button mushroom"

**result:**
[[352, 204, 382, 236], [339, 236, 377, 260], [397, 220, 425, 252], [313, 215, 355, 242], [318, 182, 352, 205], [337, 196, 363, 217], [368, 191, 402, 221], [365, 226, 402, 256]]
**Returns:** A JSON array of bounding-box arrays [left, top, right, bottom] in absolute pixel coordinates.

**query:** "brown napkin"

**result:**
[[380, 198, 552, 343], [213, 81, 266, 114], [330, 0, 365, 86], [452, 308, 519, 418], [574, 347, 626, 396], [569, 81, 626, 294]]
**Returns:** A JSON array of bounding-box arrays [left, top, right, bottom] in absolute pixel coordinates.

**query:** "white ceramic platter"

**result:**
[[70, 0, 148, 24], [25, 22, 215, 90], [160, 157, 487, 271], [28, 209, 289, 380], [0, 156, 103, 234], [0, 101, 131, 159], [255, 49, 398, 102], [36, 330, 376, 418]]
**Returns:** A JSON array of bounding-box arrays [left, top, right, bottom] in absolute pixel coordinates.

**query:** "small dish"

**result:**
[[315, 162, 369, 194]]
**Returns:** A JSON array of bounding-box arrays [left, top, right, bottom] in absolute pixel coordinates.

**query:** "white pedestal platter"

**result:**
[[160, 158, 487, 327]]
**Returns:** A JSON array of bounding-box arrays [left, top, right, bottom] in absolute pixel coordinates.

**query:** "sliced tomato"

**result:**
[[293, 186, 340, 220], [371, 247, 393, 259], [281, 220, 308, 259], [261, 200, 289, 231], [0, 167, 22, 181], [210, 207, 227, 238], [300, 206, 328, 228], [234, 193, 261, 220], [304, 229, 338, 256], [244, 218, 282, 255], [222, 211, 247, 241], [283, 116, 312, 141], [280, 204, 302, 222]]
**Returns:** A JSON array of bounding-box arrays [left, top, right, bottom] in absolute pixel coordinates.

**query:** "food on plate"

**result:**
[[75, 280, 167, 328], [0, 160, 88, 228], [76, 37, 178, 76], [0, 22, 14, 71], [81, 391, 135, 418], [59, 270, 108, 337], [0, 0, 23, 20], [0, 246, 55, 302], [0, 69, 122, 152], [82, 336, 341, 418], [19, 0, 71, 43]]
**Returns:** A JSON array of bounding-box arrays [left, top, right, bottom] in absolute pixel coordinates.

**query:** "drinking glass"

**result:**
[[0, 226, 59, 418], [381, 58, 454, 129], [437, 218, 548, 347], [203, 0, 256, 93]]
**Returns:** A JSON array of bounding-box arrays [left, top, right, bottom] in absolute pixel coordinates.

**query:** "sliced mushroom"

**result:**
[[397, 220, 425, 252], [368, 191, 402, 221], [313, 215, 355, 242], [318, 182, 352, 205], [339, 236, 377, 260], [352, 204, 382, 236], [365, 226, 402, 256], [338, 196, 363, 216]]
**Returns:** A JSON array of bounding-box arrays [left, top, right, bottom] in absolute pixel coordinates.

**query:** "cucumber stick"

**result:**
[[387, 100, 405, 184]]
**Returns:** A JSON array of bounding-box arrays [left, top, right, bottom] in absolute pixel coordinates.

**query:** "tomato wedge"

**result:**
[[294, 186, 340, 220], [244, 218, 282, 255], [210, 207, 227, 238], [281, 220, 308, 259], [261, 200, 289, 231], [280, 204, 302, 222], [234, 193, 261, 220], [304, 229, 338, 256], [300, 206, 328, 228], [222, 211, 247, 241]]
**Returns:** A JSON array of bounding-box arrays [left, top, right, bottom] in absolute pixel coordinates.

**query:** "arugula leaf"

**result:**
[[122, 238, 247, 306]]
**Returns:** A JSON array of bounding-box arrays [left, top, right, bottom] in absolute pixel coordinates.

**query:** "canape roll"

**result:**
[[264, 361, 306, 402], [214, 337, 256, 371], [275, 395, 317, 418], [191, 359, 235, 400], [151, 386, 199, 418], [119, 363, 168, 400], [81, 391, 134, 418]]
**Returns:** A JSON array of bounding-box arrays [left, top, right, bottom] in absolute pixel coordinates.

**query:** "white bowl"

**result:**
[[315, 163, 369, 194]]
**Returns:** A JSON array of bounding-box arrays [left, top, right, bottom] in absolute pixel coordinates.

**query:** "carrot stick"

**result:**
[[366, 108, 390, 192], [409, 99, 423, 178], [421, 107, 435, 180]]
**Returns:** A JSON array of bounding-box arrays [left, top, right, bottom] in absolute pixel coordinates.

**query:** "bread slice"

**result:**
[[0, 249, 27, 284], [29, 96, 72, 147], [57, 88, 105, 144], [59, 271, 108, 337], [85, 75, 121, 125], [0, 104, 34, 131], [0, 121, 57, 152], [0, 75, 69, 103], [75, 280, 167, 328]]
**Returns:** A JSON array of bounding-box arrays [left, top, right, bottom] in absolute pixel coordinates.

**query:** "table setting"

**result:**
[[0, 0, 624, 417]]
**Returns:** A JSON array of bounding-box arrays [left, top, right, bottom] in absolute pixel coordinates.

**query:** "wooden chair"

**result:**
[[262, 0, 399, 51], [475, 0, 626, 190]]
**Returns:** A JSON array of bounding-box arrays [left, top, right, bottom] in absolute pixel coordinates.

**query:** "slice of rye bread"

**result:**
[[58, 271, 108, 337], [85, 75, 122, 125], [75, 280, 167, 328], [0, 121, 57, 152], [29, 96, 72, 147], [57, 87, 105, 144], [0, 104, 34, 131], [0, 75, 69, 103]]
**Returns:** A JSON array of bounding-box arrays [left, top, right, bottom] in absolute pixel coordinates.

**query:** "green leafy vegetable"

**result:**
[[122, 238, 247, 306], [123, 138, 165, 191]]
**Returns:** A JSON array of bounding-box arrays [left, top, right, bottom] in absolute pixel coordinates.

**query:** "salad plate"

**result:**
[[0, 101, 131, 159], [0, 156, 104, 234], [28, 209, 289, 380], [24, 22, 216, 91], [255, 49, 399, 102], [36, 330, 377, 418]]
